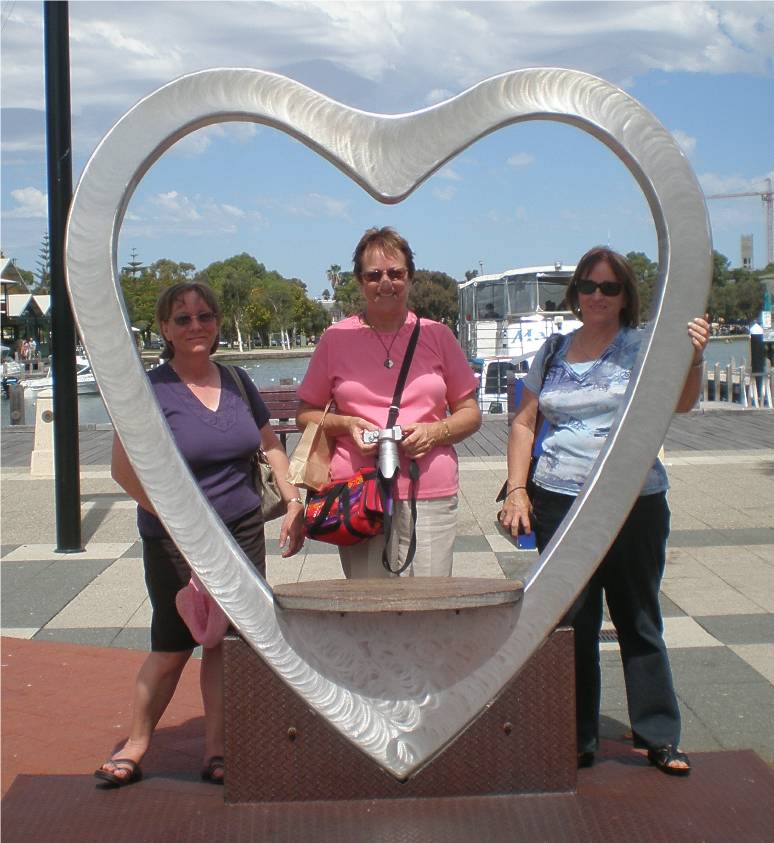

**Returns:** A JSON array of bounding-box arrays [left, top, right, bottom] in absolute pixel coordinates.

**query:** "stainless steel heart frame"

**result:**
[[65, 68, 711, 779]]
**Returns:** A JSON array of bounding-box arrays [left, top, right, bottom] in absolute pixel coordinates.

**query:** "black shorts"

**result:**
[[142, 508, 266, 652]]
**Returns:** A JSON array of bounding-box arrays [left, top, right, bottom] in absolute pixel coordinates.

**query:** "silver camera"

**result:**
[[363, 426, 403, 480]]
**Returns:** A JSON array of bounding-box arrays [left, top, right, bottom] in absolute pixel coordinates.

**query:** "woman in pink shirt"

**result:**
[[297, 227, 481, 577]]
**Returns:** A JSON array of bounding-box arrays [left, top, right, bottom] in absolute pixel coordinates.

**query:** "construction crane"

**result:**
[[707, 177, 773, 268]]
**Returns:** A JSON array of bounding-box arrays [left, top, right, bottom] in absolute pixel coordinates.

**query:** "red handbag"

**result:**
[[303, 468, 385, 546]]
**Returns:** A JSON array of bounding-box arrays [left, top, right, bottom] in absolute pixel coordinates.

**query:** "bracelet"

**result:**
[[286, 496, 304, 506], [692, 358, 705, 369], [506, 486, 527, 498], [440, 419, 451, 443]]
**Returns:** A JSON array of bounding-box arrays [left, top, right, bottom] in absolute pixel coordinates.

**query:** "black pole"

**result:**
[[44, 0, 83, 552]]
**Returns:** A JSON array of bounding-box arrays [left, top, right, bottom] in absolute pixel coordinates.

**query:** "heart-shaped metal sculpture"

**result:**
[[66, 68, 711, 779]]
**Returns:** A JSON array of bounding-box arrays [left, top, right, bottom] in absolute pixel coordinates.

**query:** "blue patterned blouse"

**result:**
[[522, 327, 668, 497]]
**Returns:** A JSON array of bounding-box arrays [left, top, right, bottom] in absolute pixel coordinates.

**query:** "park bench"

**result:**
[[258, 385, 301, 448]]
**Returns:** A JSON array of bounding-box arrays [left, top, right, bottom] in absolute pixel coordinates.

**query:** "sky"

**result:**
[[1, 0, 773, 296]]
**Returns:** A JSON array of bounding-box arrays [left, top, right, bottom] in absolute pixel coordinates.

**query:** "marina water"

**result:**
[[0, 335, 753, 428]]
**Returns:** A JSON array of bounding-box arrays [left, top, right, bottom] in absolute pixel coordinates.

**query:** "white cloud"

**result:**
[[425, 88, 454, 105], [263, 192, 351, 220], [5, 1, 773, 116], [671, 129, 697, 158], [150, 191, 202, 222], [5, 187, 47, 218], [700, 171, 774, 196], [125, 191, 264, 238], [433, 185, 457, 201], [170, 124, 260, 158], [507, 153, 535, 169], [438, 167, 462, 182]]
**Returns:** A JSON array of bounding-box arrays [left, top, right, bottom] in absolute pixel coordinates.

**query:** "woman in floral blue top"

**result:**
[[500, 246, 709, 776]]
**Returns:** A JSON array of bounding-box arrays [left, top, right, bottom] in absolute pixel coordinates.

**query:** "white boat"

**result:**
[[459, 264, 582, 413], [18, 356, 99, 395], [459, 263, 582, 360]]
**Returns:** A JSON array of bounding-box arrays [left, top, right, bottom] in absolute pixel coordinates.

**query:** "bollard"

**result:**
[[7, 383, 26, 425], [725, 363, 733, 403], [713, 362, 721, 401], [739, 365, 748, 408], [30, 388, 56, 476], [763, 362, 774, 409]]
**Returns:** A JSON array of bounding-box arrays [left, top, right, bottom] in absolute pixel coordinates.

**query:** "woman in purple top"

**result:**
[[94, 283, 304, 788]]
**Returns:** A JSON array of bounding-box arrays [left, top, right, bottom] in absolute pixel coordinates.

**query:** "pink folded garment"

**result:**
[[175, 573, 229, 649]]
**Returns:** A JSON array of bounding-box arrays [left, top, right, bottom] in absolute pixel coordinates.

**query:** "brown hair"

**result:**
[[155, 282, 221, 359], [352, 226, 416, 280], [567, 246, 640, 328]]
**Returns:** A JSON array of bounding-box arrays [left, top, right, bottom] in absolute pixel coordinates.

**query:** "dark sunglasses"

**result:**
[[172, 311, 217, 327], [362, 267, 408, 283], [576, 279, 623, 297]]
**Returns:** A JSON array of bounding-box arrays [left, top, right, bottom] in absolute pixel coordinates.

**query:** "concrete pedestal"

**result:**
[[30, 389, 55, 477]]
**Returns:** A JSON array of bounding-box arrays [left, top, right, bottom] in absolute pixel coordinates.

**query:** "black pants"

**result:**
[[143, 508, 266, 652], [532, 486, 681, 754]]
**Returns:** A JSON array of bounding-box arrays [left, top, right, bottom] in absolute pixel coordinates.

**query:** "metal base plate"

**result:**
[[223, 627, 576, 803]]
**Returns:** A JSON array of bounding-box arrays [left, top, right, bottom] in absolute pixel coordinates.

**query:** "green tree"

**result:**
[[333, 272, 362, 316], [34, 233, 50, 292], [326, 264, 342, 290], [122, 247, 145, 277], [707, 251, 732, 322], [197, 253, 266, 350], [728, 268, 765, 323], [625, 251, 659, 320], [120, 258, 196, 342], [409, 270, 460, 329]]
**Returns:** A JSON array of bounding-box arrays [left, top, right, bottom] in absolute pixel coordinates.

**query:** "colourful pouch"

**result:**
[[303, 468, 384, 546]]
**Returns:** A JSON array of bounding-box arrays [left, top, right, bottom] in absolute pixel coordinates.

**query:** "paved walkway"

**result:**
[[2, 409, 774, 803]]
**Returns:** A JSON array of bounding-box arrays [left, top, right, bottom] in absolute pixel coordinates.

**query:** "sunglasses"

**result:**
[[362, 267, 408, 283], [171, 311, 217, 327], [576, 279, 623, 297]]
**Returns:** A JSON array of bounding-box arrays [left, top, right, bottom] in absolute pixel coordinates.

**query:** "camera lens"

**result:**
[[378, 438, 400, 480]]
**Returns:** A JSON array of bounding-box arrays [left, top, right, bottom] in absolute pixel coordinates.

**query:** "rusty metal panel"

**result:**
[[223, 628, 576, 803]]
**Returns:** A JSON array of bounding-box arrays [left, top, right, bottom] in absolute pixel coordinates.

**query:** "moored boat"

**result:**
[[459, 264, 582, 412], [18, 356, 99, 395]]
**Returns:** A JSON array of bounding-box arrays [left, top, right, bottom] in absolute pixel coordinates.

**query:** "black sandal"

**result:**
[[94, 757, 143, 788], [201, 755, 225, 785], [647, 745, 691, 776]]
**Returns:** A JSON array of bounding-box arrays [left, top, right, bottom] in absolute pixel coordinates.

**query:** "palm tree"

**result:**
[[326, 264, 342, 289]]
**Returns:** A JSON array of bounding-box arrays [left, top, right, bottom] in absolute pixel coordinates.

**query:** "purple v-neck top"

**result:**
[[137, 362, 270, 539]]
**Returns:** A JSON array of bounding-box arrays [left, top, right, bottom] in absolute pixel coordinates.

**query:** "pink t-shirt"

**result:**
[[298, 312, 478, 499]]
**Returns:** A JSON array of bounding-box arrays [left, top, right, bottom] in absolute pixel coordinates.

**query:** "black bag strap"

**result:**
[[381, 317, 421, 575], [222, 364, 257, 423], [385, 318, 421, 429]]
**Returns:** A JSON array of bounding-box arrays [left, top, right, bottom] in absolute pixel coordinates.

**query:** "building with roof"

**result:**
[[1, 254, 51, 358]]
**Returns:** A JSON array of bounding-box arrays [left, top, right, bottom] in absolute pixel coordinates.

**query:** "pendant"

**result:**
[[384, 358, 394, 369]]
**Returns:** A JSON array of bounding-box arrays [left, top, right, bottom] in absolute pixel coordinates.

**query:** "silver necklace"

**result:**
[[363, 314, 407, 369]]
